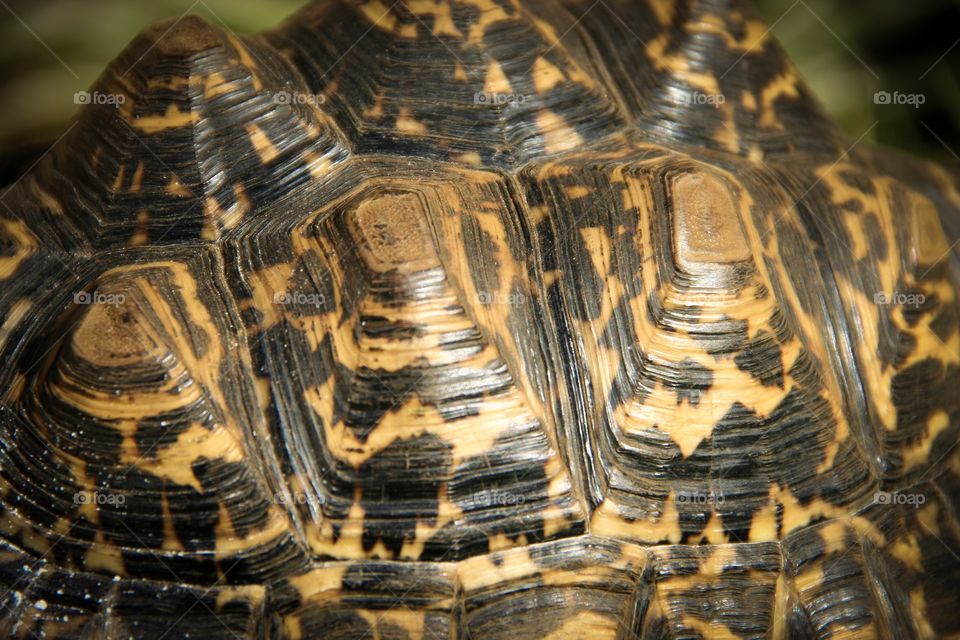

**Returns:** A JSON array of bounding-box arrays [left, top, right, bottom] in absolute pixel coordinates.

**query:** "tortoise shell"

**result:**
[[1, 0, 959, 637]]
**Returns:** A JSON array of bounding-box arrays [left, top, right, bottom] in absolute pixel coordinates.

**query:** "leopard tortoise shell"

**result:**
[[1, 0, 959, 637]]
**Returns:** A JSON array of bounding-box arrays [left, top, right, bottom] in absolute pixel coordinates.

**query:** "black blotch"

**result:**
[[627, 350, 654, 406], [673, 358, 713, 406], [423, 430, 563, 561], [45, 412, 125, 469], [172, 279, 211, 359], [359, 433, 452, 558], [891, 358, 943, 423], [195, 460, 272, 540], [900, 289, 939, 328], [330, 520, 343, 545], [918, 260, 951, 282], [247, 235, 295, 269], [451, 2, 479, 36], [734, 330, 784, 387], [287, 250, 336, 315], [239, 306, 263, 328], [66, 514, 98, 544], [345, 366, 424, 442], [768, 388, 856, 506], [106, 580, 231, 634], [837, 169, 876, 195], [860, 213, 887, 260], [598, 295, 632, 352], [475, 227, 502, 287], [133, 410, 205, 463], [420, 522, 490, 559], [792, 200, 830, 258], [323, 331, 355, 431], [0, 230, 17, 258], [536, 220, 558, 271], [24, 564, 111, 622], [838, 198, 864, 213], [691, 315, 749, 357], [669, 402, 772, 541], [431, 359, 515, 423], [570, 233, 604, 321], [888, 361, 960, 481], [296, 610, 372, 639], [816, 551, 876, 633], [930, 305, 959, 343], [647, 287, 665, 329], [892, 330, 919, 369], [216, 534, 309, 584], [817, 437, 872, 504], [360, 316, 426, 341], [163, 463, 220, 552], [642, 611, 671, 639], [768, 307, 794, 344], [270, 578, 304, 616], [94, 468, 166, 550]]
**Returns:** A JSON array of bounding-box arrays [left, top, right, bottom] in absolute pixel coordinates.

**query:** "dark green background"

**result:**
[[0, 0, 957, 179]]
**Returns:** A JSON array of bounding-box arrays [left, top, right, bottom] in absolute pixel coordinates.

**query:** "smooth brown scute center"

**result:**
[[350, 192, 438, 270], [71, 295, 159, 365], [670, 171, 751, 269]]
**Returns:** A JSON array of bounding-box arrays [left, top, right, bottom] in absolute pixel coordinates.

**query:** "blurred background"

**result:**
[[0, 0, 957, 182]]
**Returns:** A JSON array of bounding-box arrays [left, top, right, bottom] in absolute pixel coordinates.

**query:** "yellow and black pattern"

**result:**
[[775, 157, 960, 486], [1, 249, 309, 586], [224, 158, 585, 562], [520, 150, 879, 550], [559, 0, 845, 160], [0, 0, 959, 637], [40, 15, 347, 248], [265, 0, 627, 167]]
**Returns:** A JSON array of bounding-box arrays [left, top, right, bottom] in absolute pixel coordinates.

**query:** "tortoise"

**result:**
[[1, 0, 959, 637]]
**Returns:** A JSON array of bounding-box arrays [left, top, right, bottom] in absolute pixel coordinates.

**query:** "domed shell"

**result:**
[[1, 0, 959, 638]]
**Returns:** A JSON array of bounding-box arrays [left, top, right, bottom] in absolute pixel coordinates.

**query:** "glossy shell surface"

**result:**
[[1, 0, 960, 637]]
